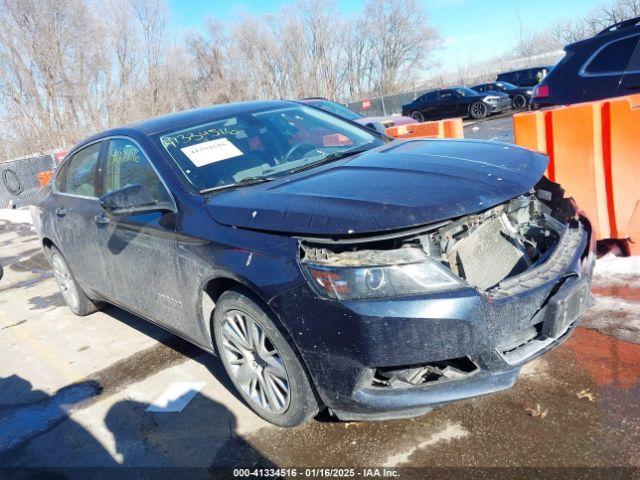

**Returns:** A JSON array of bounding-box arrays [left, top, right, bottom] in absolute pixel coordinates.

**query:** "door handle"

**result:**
[[94, 213, 110, 226], [55, 207, 66, 218]]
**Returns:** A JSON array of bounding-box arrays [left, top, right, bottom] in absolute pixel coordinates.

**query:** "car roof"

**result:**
[[567, 17, 640, 51], [74, 100, 298, 151], [596, 16, 640, 36]]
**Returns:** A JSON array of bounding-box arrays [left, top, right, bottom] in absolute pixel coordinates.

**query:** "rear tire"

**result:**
[[410, 111, 424, 122], [469, 101, 488, 119], [49, 246, 102, 316], [213, 288, 319, 427], [512, 94, 527, 110]]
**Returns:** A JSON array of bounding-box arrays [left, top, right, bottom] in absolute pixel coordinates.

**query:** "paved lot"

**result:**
[[0, 119, 638, 478], [463, 113, 515, 143]]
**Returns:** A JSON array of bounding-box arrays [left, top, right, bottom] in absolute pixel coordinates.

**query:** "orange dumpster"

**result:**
[[513, 94, 640, 254]]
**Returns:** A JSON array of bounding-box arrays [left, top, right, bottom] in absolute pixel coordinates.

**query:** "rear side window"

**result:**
[[103, 138, 172, 205], [419, 92, 437, 102], [55, 142, 101, 197], [585, 35, 640, 74]]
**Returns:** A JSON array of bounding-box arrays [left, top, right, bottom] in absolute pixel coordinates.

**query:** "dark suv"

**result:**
[[532, 17, 640, 109], [496, 66, 552, 87]]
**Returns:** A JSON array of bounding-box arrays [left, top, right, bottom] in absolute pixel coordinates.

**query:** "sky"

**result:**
[[166, 0, 607, 70]]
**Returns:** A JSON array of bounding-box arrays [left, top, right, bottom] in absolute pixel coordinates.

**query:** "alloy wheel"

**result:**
[[471, 102, 487, 118], [220, 309, 290, 414], [51, 253, 80, 311], [512, 95, 526, 109], [411, 111, 424, 122]]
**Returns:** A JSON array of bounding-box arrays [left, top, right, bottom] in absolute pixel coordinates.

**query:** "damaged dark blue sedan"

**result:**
[[32, 101, 595, 426]]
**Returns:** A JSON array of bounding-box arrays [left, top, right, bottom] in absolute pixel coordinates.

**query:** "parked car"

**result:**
[[299, 97, 415, 132], [471, 81, 533, 109], [532, 17, 640, 109], [401, 87, 511, 121], [496, 66, 553, 87], [32, 100, 595, 427]]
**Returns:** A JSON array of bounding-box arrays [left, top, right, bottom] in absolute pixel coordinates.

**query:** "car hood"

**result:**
[[205, 139, 549, 236]]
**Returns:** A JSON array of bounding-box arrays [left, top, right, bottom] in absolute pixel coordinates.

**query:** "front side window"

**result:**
[[420, 92, 437, 102], [307, 100, 362, 121], [56, 142, 101, 197], [103, 138, 172, 205], [496, 82, 517, 90], [585, 35, 640, 74], [455, 88, 478, 97], [155, 105, 383, 191]]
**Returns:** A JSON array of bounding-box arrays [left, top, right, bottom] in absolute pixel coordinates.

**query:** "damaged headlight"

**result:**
[[301, 248, 464, 300]]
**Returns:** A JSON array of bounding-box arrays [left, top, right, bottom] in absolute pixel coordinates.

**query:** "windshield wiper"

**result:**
[[200, 176, 276, 194], [287, 145, 373, 175]]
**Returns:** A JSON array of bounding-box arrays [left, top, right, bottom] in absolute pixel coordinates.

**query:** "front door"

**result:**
[[93, 137, 185, 330], [436, 91, 458, 118]]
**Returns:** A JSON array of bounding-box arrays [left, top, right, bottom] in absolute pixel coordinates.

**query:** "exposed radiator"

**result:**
[[447, 216, 527, 291]]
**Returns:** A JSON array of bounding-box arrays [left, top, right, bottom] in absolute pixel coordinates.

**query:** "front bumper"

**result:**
[[269, 220, 595, 420], [487, 99, 512, 113]]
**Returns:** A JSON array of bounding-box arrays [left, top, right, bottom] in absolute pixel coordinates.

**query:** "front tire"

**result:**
[[410, 111, 424, 122], [469, 101, 488, 119], [213, 288, 319, 427], [50, 246, 102, 316]]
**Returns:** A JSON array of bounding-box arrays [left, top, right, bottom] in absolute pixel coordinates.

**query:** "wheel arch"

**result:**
[[201, 275, 323, 407], [200, 274, 278, 352], [42, 237, 54, 256]]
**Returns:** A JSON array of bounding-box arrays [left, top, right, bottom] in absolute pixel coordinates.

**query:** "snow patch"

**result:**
[[581, 295, 640, 344], [0, 208, 33, 225], [384, 422, 468, 467], [594, 254, 640, 278]]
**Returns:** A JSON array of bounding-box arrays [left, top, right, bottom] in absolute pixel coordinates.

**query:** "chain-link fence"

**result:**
[[0, 154, 56, 208], [346, 89, 430, 118], [345, 51, 566, 118]]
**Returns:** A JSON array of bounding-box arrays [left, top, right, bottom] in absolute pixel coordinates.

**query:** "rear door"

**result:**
[[619, 35, 640, 96], [93, 137, 184, 329], [411, 92, 436, 119], [51, 141, 105, 295], [581, 34, 639, 101]]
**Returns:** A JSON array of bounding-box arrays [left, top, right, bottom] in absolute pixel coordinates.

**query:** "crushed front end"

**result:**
[[269, 178, 596, 421]]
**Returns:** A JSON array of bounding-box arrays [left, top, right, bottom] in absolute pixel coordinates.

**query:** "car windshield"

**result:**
[[456, 88, 479, 96], [305, 100, 363, 121], [155, 104, 383, 192], [496, 82, 518, 90]]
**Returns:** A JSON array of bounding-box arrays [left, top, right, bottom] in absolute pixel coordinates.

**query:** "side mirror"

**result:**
[[99, 184, 171, 216]]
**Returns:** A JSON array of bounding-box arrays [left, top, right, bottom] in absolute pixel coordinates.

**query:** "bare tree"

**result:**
[[0, 0, 444, 158], [363, 0, 441, 94]]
